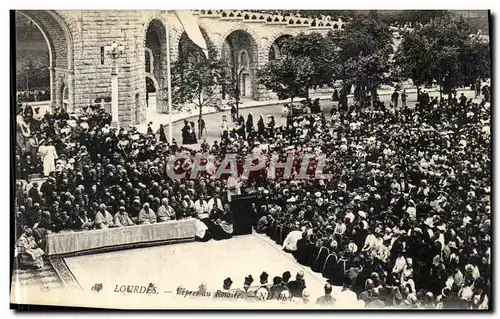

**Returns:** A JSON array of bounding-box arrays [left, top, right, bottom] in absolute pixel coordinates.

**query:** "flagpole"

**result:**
[[166, 16, 173, 144]]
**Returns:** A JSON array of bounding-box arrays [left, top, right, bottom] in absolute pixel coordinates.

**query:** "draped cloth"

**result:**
[[46, 219, 196, 256]]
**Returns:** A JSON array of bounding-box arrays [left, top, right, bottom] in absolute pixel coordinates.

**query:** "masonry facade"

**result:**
[[17, 9, 345, 127]]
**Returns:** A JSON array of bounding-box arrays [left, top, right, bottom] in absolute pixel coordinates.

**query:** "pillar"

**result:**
[[111, 64, 119, 127]]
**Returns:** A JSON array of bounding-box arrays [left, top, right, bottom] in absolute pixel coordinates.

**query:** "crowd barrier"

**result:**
[[45, 219, 197, 257]]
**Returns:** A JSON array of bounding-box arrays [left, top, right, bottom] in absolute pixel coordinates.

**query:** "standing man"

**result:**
[[401, 89, 407, 108], [459, 93, 468, 107], [391, 90, 399, 108], [198, 117, 207, 138], [220, 115, 229, 141]]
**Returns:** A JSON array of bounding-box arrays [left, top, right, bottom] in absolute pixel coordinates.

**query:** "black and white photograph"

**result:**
[[10, 8, 492, 310]]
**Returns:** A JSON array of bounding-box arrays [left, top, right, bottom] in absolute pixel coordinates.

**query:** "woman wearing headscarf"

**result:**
[[236, 115, 246, 140], [157, 124, 167, 143], [257, 115, 265, 136], [246, 112, 254, 132]]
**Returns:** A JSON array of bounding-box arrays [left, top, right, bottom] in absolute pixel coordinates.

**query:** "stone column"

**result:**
[[111, 63, 119, 127], [255, 40, 269, 101], [49, 67, 56, 110], [67, 72, 74, 113]]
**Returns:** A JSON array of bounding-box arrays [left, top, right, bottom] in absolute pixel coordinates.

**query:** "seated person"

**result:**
[[137, 203, 157, 225], [70, 210, 93, 230], [15, 227, 45, 269], [282, 229, 303, 253], [256, 214, 272, 234], [94, 204, 114, 229], [114, 206, 135, 227], [186, 209, 210, 242], [156, 198, 175, 222], [208, 203, 233, 240]]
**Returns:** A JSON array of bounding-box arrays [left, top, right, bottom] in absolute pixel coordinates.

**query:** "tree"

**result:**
[[396, 10, 450, 26], [167, 57, 232, 138], [280, 32, 337, 97], [462, 34, 491, 86], [395, 12, 490, 99], [166, 35, 234, 138], [421, 14, 471, 97], [337, 11, 393, 60], [354, 53, 391, 106], [394, 25, 433, 96], [330, 11, 394, 107], [257, 55, 314, 105]]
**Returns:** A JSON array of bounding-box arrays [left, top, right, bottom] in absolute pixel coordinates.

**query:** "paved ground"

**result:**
[[61, 233, 341, 309], [169, 89, 476, 148]]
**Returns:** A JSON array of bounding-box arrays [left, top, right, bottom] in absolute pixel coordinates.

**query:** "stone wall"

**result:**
[[31, 9, 343, 126], [66, 10, 149, 126]]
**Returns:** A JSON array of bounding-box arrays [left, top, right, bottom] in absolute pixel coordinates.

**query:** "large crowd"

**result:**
[[14, 85, 491, 309]]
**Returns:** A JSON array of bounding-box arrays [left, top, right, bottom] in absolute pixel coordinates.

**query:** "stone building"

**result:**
[[15, 10, 344, 127]]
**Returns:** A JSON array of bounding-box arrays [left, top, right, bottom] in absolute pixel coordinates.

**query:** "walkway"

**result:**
[[139, 88, 476, 148]]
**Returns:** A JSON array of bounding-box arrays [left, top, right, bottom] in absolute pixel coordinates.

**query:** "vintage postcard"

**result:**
[[11, 9, 491, 310]]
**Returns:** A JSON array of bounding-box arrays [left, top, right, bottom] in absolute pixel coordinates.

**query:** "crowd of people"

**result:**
[[14, 82, 490, 309], [16, 89, 50, 103], [251, 93, 490, 309], [187, 270, 364, 308]]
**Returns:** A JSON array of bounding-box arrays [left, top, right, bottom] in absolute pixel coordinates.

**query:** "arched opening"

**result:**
[[15, 13, 51, 105], [267, 35, 293, 61], [221, 29, 259, 100], [145, 19, 167, 115], [15, 10, 74, 112]]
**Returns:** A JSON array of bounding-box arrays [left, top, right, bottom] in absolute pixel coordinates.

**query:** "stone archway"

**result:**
[[267, 34, 293, 61], [221, 29, 259, 100], [16, 10, 75, 112], [145, 19, 167, 115]]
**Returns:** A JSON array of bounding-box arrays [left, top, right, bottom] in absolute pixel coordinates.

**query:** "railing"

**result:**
[[195, 10, 346, 30]]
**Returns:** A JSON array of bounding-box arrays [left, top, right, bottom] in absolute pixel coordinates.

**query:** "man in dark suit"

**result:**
[[270, 276, 285, 300], [287, 271, 307, 298], [316, 283, 336, 305]]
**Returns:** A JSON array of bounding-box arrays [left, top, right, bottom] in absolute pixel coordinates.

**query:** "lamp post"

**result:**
[[24, 66, 30, 92], [104, 42, 125, 127], [235, 68, 245, 119]]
